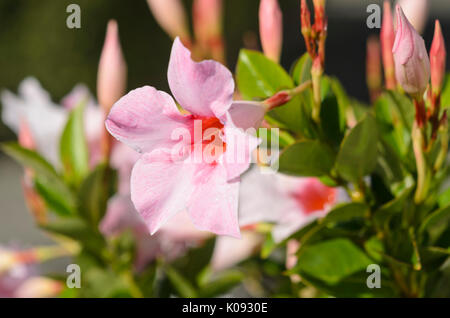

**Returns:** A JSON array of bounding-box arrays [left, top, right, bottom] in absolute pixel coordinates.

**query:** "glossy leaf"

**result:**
[[60, 101, 89, 187], [335, 114, 379, 182], [278, 140, 335, 177]]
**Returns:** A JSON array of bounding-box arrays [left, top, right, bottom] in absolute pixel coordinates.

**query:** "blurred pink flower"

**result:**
[[1, 78, 103, 167], [0, 247, 35, 298], [259, 0, 283, 62], [393, 5, 430, 96], [239, 167, 342, 242], [106, 38, 262, 238], [1, 78, 139, 191]]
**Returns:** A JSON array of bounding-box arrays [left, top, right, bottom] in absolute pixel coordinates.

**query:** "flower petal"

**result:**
[[130, 149, 195, 235], [105, 86, 191, 154], [187, 164, 241, 238], [227, 101, 266, 130], [223, 125, 260, 181], [167, 37, 234, 118]]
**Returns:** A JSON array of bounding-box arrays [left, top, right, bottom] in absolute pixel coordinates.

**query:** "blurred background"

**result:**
[[1, 0, 450, 267]]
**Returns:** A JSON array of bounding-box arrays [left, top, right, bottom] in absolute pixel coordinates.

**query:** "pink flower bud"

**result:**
[[381, 1, 396, 90], [397, 0, 429, 35], [259, 0, 283, 62], [430, 20, 446, 95], [393, 5, 430, 96], [97, 20, 127, 113], [366, 36, 382, 102], [193, 0, 224, 62], [146, 0, 191, 41]]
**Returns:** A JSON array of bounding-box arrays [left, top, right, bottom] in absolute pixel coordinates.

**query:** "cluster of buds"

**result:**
[[392, 5, 447, 202], [301, 0, 327, 122], [301, 0, 327, 69], [393, 5, 446, 133]]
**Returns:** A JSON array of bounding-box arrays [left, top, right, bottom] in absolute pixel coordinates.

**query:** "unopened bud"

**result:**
[[381, 1, 396, 90], [97, 20, 127, 113], [393, 5, 430, 97], [430, 20, 446, 96], [366, 36, 382, 102], [259, 0, 283, 63], [146, 0, 191, 42]]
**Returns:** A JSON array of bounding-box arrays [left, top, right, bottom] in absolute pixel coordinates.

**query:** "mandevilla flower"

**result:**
[[393, 5, 430, 96], [259, 0, 283, 63], [430, 20, 446, 95], [239, 167, 342, 242], [105, 38, 264, 238]]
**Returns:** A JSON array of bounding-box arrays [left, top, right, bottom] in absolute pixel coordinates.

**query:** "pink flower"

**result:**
[[259, 0, 283, 63], [97, 20, 127, 113], [239, 167, 342, 242], [105, 38, 264, 238], [430, 20, 446, 95], [393, 5, 430, 96]]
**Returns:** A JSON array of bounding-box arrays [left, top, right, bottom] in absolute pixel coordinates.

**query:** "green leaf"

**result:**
[[300, 270, 395, 297], [335, 114, 379, 182], [291, 53, 312, 85], [438, 186, 450, 208], [77, 163, 117, 227], [323, 203, 369, 224], [261, 233, 276, 259], [40, 217, 106, 253], [373, 186, 413, 230], [236, 49, 293, 100], [293, 238, 372, 285], [1, 142, 76, 215], [440, 73, 450, 109], [320, 94, 344, 148], [419, 204, 450, 243], [198, 270, 244, 297], [173, 238, 216, 284], [1, 142, 58, 179], [165, 265, 198, 298], [34, 176, 75, 216], [374, 92, 412, 160], [60, 101, 89, 187], [236, 49, 312, 134], [278, 140, 335, 177]]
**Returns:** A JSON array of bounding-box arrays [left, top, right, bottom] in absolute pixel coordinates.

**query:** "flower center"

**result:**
[[290, 179, 336, 215], [191, 116, 226, 163]]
